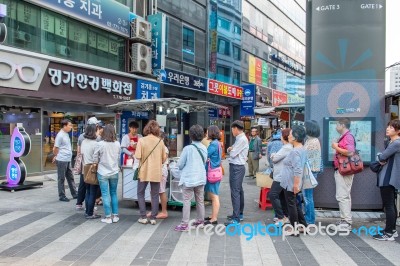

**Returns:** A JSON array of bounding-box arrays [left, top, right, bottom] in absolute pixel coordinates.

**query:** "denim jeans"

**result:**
[[56, 160, 77, 199], [380, 186, 397, 234], [229, 163, 245, 222], [302, 172, 318, 224], [76, 174, 86, 205], [85, 184, 99, 216], [98, 173, 119, 217]]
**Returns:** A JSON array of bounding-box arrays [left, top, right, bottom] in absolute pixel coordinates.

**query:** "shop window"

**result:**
[[182, 26, 195, 64], [218, 38, 230, 56], [216, 65, 231, 83], [233, 45, 241, 61], [218, 17, 231, 31]]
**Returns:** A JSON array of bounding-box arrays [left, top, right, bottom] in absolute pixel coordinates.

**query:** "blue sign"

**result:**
[[120, 111, 149, 139], [28, 0, 130, 37], [159, 68, 207, 92], [209, 108, 218, 119], [148, 13, 166, 71], [240, 84, 256, 116], [136, 80, 160, 99]]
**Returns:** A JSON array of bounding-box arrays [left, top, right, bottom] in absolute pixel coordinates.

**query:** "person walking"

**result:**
[[175, 125, 207, 232], [136, 120, 166, 225], [331, 118, 355, 230], [93, 125, 121, 224], [225, 120, 249, 226], [269, 128, 292, 225], [53, 119, 77, 202], [121, 121, 142, 165], [204, 125, 222, 225], [373, 119, 400, 241], [280, 126, 308, 236], [246, 127, 263, 178], [303, 120, 322, 225], [80, 124, 101, 219]]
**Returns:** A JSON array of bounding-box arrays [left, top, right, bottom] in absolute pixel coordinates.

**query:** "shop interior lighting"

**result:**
[[167, 108, 171, 114], [159, 106, 163, 112], [173, 108, 177, 115]]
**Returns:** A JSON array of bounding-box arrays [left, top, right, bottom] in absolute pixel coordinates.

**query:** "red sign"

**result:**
[[208, 79, 243, 99], [272, 90, 288, 107], [255, 58, 262, 85]]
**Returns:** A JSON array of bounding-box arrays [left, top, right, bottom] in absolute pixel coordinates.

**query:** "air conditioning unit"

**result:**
[[130, 43, 152, 75], [14, 31, 31, 42], [56, 45, 71, 57], [130, 17, 151, 44]]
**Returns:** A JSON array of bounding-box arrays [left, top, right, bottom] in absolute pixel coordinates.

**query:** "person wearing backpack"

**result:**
[[331, 117, 356, 230], [174, 125, 207, 232]]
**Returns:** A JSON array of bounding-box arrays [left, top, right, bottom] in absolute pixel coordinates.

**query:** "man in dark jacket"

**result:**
[[246, 127, 263, 178]]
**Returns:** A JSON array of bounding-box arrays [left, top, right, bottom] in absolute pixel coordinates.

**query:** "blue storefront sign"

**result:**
[[120, 111, 149, 138], [159, 68, 207, 92], [148, 13, 166, 72], [208, 108, 218, 119], [27, 0, 130, 37], [240, 84, 256, 116], [136, 80, 160, 99]]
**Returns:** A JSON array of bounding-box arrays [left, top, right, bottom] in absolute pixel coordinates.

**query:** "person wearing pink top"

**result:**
[[331, 118, 355, 230]]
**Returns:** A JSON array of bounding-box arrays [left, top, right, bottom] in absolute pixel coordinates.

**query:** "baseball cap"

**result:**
[[87, 117, 101, 125]]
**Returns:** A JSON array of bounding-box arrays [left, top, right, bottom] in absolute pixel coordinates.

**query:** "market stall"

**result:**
[[107, 98, 228, 204]]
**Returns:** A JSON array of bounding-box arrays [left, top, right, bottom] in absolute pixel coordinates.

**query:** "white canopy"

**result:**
[[254, 107, 275, 115]]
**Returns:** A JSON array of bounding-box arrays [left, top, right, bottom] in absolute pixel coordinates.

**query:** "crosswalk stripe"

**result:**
[[0, 211, 33, 226], [254, 235, 282, 265], [301, 233, 357, 266], [0, 212, 72, 255], [0, 212, 52, 238], [355, 235, 400, 266], [241, 234, 265, 266], [92, 216, 159, 265]]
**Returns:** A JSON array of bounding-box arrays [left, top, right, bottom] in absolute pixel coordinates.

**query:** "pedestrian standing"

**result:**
[[80, 124, 101, 219], [53, 119, 77, 202], [280, 126, 308, 236], [121, 121, 142, 165], [204, 125, 222, 225], [303, 120, 322, 225], [175, 125, 207, 231], [267, 129, 283, 168], [246, 127, 263, 178], [331, 118, 355, 230], [94, 125, 121, 224], [269, 128, 292, 225], [373, 120, 400, 241], [224, 120, 249, 225], [136, 120, 166, 225]]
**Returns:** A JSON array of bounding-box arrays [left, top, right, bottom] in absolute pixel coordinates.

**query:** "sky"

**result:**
[[385, 0, 400, 91]]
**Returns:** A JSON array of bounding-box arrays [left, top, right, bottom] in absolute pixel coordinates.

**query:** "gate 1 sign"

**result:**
[[6, 127, 31, 185]]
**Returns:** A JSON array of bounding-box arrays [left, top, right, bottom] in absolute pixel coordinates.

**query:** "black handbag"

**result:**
[[370, 161, 383, 173]]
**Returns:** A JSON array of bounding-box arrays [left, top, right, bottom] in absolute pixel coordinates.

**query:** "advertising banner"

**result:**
[[248, 55, 256, 83], [272, 90, 288, 107], [255, 58, 262, 85], [136, 80, 160, 99], [208, 79, 243, 99], [240, 84, 256, 116], [148, 13, 166, 71]]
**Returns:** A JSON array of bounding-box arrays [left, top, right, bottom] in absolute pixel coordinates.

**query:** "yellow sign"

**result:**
[[248, 55, 256, 83]]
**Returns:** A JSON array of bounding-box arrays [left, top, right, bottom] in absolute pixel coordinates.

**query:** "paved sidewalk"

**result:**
[[0, 157, 398, 265]]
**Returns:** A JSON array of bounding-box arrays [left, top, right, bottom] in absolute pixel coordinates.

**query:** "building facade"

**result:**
[[389, 66, 400, 91]]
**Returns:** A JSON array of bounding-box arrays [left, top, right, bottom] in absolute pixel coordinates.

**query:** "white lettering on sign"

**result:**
[[360, 4, 383, 9], [48, 68, 132, 99], [316, 5, 340, 11]]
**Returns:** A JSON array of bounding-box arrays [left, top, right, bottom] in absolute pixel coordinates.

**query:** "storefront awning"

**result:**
[[106, 98, 229, 113], [274, 103, 305, 109], [254, 107, 275, 115]]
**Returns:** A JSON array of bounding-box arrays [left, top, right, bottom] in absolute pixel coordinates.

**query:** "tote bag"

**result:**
[[302, 161, 318, 189]]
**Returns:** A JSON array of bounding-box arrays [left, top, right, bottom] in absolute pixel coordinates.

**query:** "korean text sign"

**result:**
[[136, 80, 160, 99], [240, 84, 255, 116], [27, 0, 130, 37], [208, 79, 243, 99], [148, 13, 166, 71], [160, 69, 207, 92], [272, 90, 288, 107]]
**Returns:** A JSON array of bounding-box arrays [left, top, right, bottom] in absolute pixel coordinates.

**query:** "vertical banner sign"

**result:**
[[240, 84, 256, 116], [255, 58, 262, 85], [262, 61, 268, 87], [272, 90, 288, 107], [208, 108, 218, 119], [248, 55, 256, 83], [208, 0, 218, 79], [148, 13, 166, 72], [6, 127, 31, 185]]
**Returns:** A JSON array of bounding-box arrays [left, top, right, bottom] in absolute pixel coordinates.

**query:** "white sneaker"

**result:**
[[274, 217, 289, 226], [101, 217, 112, 224], [112, 215, 119, 223], [150, 219, 156, 225], [336, 220, 352, 230], [392, 230, 398, 238], [138, 218, 148, 224]]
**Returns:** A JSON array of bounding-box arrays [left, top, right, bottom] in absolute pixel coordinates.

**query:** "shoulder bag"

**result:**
[[302, 161, 318, 189], [205, 143, 223, 184], [336, 134, 364, 176], [83, 162, 98, 185], [73, 153, 83, 175], [133, 139, 162, 181]]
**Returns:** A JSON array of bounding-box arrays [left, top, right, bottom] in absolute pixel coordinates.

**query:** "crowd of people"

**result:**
[[52, 116, 399, 240]]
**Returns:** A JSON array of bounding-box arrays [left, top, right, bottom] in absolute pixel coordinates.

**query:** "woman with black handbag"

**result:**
[[373, 119, 400, 241]]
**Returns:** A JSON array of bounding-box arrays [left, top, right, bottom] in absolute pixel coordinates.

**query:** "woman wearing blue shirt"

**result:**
[[204, 126, 222, 225]]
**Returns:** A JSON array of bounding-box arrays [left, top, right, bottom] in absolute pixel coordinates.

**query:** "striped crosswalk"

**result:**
[[0, 210, 399, 266]]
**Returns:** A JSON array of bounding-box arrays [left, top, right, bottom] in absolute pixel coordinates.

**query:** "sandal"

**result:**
[[156, 213, 168, 219], [96, 198, 103, 206]]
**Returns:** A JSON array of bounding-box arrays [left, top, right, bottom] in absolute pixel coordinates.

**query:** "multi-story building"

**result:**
[[241, 0, 306, 129], [389, 66, 400, 91]]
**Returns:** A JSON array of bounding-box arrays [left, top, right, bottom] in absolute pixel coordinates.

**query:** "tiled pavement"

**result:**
[[0, 157, 398, 266]]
